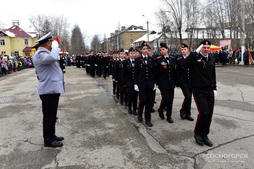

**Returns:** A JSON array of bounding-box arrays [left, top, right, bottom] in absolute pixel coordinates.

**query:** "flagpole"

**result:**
[[239, 0, 245, 65]]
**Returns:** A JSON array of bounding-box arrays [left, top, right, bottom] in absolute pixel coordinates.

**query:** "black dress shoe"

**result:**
[[138, 114, 143, 122], [185, 115, 194, 121], [158, 109, 165, 119], [55, 136, 64, 141], [120, 101, 123, 105], [151, 108, 155, 113], [180, 110, 185, 119], [145, 121, 153, 127], [133, 110, 138, 116], [128, 108, 132, 114], [194, 134, 204, 145], [44, 141, 63, 147], [203, 137, 213, 147], [167, 117, 174, 123]]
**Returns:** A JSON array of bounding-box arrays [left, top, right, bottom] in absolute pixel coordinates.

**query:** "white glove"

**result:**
[[109, 75, 112, 77], [214, 90, 217, 97], [95, 64, 97, 66], [52, 40, 59, 48], [196, 44, 203, 54], [153, 84, 156, 91], [134, 84, 139, 92], [113, 79, 115, 81]]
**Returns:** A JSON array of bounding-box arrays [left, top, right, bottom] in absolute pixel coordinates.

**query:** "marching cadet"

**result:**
[[115, 49, 127, 105], [123, 47, 138, 115], [101, 52, 108, 79], [134, 41, 156, 127], [96, 52, 102, 77], [33, 32, 65, 147], [110, 51, 118, 96], [89, 50, 95, 77], [156, 43, 176, 123], [148, 48, 156, 113], [182, 40, 217, 147], [176, 43, 194, 121]]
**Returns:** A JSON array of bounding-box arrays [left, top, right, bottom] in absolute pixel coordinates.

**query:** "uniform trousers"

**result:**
[[40, 94, 60, 144], [159, 89, 174, 118], [119, 84, 127, 104], [138, 88, 153, 122], [113, 81, 117, 95], [193, 89, 214, 137], [102, 65, 107, 78], [127, 87, 138, 111], [181, 88, 192, 116]]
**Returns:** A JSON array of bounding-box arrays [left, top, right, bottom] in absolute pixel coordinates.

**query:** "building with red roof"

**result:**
[[0, 22, 39, 57]]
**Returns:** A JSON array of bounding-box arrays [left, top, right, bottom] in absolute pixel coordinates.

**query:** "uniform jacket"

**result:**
[[122, 58, 135, 87], [155, 55, 176, 89], [33, 47, 65, 95], [115, 59, 124, 85], [112, 59, 119, 80], [176, 56, 192, 89], [134, 56, 156, 89], [181, 52, 216, 91]]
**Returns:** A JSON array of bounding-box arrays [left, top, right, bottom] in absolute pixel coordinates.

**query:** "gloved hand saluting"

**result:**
[[52, 37, 60, 48], [196, 44, 203, 54]]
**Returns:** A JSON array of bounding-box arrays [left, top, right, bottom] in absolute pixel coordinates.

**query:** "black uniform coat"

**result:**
[[122, 58, 135, 87], [155, 55, 176, 89], [181, 52, 216, 91], [176, 56, 192, 89], [115, 59, 124, 85], [134, 56, 156, 89]]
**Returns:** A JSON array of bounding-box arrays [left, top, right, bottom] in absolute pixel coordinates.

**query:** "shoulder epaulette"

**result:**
[[170, 56, 174, 59], [177, 57, 182, 60], [157, 56, 162, 59]]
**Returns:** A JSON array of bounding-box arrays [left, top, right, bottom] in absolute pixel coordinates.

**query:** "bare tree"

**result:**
[[29, 14, 70, 52], [159, 0, 184, 46]]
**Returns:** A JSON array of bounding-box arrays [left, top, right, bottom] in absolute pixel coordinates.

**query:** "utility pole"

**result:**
[[142, 15, 149, 42], [239, 0, 245, 65]]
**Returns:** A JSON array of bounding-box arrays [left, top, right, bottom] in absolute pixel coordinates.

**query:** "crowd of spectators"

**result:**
[[0, 54, 33, 78], [210, 49, 254, 65]]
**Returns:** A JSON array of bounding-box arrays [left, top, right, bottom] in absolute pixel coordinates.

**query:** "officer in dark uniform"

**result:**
[[176, 43, 194, 121], [123, 47, 138, 115], [156, 43, 176, 123], [182, 40, 217, 147], [134, 41, 156, 127]]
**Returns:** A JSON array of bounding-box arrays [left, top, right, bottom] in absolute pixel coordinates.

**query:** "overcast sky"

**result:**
[[0, 0, 161, 45]]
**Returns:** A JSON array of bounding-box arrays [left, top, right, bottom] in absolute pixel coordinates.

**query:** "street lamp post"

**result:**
[[142, 15, 149, 42], [239, 0, 245, 65]]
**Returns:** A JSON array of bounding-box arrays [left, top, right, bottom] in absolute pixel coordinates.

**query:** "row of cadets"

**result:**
[[122, 47, 138, 115]]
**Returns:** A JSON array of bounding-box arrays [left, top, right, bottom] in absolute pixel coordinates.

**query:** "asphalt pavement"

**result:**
[[0, 65, 253, 169]]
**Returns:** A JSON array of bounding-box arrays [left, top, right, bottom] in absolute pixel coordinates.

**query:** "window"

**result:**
[[1, 51, 6, 54], [140, 33, 143, 37], [130, 33, 133, 37], [25, 39, 29, 45], [131, 39, 133, 43], [0, 39, 5, 46], [14, 51, 19, 56]]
